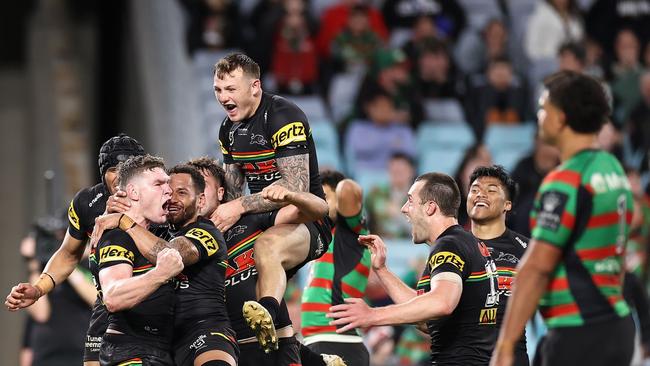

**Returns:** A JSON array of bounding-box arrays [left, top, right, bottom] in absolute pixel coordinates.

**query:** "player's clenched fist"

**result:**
[[154, 248, 184, 279], [261, 185, 294, 203]]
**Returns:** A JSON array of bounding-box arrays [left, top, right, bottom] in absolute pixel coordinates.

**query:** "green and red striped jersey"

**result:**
[[301, 209, 371, 342], [531, 149, 632, 328]]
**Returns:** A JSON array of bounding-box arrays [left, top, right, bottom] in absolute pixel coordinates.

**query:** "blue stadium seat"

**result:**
[[310, 120, 342, 170], [422, 99, 466, 123], [416, 123, 475, 175], [484, 123, 536, 171], [286, 95, 330, 120], [354, 169, 390, 195]]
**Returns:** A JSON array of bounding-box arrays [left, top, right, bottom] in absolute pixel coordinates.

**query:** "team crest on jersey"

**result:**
[[537, 191, 568, 232], [226, 225, 247, 241], [186, 228, 219, 256], [250, 134, 267, 145], [429, 251, 465, 272], [271, 122, 307, 148], [99, 245, 135, 264]]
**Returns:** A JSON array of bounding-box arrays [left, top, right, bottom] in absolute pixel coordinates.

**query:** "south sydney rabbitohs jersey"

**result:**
[[416, 225, 499, 365], [531, 149, 633, 328], [171, 217, 229, 326], [224, 212, 293, 342], [218, 92, 325, 199], [94, 229, 176, 349]]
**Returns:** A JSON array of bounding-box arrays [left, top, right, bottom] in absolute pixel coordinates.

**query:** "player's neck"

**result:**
[[125, 205, 149, 229], [178, 215, 199, 229], [471, 218, 506, 240], [428, 216, 459, 244], [558, 132, 598, 162]]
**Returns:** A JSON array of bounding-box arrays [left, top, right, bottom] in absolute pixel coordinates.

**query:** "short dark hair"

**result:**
[[320, 170, 346, 190], [214, 53, 260, 80], [558, 42, 586, 65], [117, 155, 166, 190], [168, 164, 206, 195], [415, 172, 461, 218], [543, 70, 610, 133], [187, 156, 226, 188], [469, 165, 518, 201]]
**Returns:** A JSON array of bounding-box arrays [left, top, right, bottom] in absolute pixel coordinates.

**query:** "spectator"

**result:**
[[271, 0, 319, 95], [413, 38, 464, 101], [460, 18, 511, 75], [558, 41, 587, 72], [644, 40, 650, 69], [345, 92, 417, 171], [507, 134, 560, 237], [525, 0, 584, 62], [182, 0, 241, 55], [402, 16, 439, 61], [365, 153, 416, 239], [454, 143, 493, 227], [356, 48, 422, 127], [610, 29, 644, 124], [316, 0, 389, 58], [586, 0, 650, 61], [584, 37, 607, 79], [626, 72, 650, 168], [381, 0, 466, 41], [331, 4, 384, 73], [248, 0, 288, 74], [465, 57, 529, 138]]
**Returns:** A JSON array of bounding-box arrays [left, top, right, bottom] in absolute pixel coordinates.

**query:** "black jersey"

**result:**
[[67, 183, 109, 240], [224, 212, 291, 341], [481, 229, 529, 366], [172, 216, 229, 327], [95, 229, 175, 349], [415, 225, 499, 365], [218, 92, 325, 198]]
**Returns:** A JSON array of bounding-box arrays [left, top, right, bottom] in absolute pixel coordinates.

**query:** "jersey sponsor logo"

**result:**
[[190, 334, 208, 351], [515, 236, 527, 248], [250, 133, 268, 145], [219, 140, 229, 155], [478, 241, 490, 257], [99, 245, 135, 264], [479, 308, 497, 325], [271, 122, 307, 148], [185, 228, 219, 257], [68, 200, 81, 231], [227, 248, 255, 277], [537, 191, 568, 232], [590, 172, 631, 194], [429, 251, 465, 272], [176, 273, 189, 289]]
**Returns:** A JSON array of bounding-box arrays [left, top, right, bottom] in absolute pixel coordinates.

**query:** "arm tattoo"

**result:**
[[145, 238, 170, 264], [170, 237, 200, 266], [240, 153, 310, 214], [224, 163, 245, 201]]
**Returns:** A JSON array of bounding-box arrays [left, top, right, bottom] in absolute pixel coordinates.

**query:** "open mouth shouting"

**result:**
[[223, 102, 237, 117]]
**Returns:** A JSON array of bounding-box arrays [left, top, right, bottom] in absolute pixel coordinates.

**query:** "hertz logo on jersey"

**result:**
[[429, 251, 465, 272], [271, 122, 307, 148], [68, 200, 81, 231], [186, 228, 219, 257], [99, 245, 135, 264], [479, 308, 497, 325]]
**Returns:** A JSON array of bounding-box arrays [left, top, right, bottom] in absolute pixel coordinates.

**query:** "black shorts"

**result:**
[[84, 299, 109, 362], [173, 321, 239, 366], [99, 333, 173, 366], [307, 341, 369, 366], [286, 216, 333, 279], [533, 315, 634, 366], [238, 336, 301, 366]]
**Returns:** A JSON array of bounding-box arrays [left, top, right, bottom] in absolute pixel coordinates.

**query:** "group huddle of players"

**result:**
[[5, 53, 637, 366]]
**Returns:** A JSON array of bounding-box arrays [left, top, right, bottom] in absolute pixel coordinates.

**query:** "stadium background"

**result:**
[[1, 0, 649, 364]]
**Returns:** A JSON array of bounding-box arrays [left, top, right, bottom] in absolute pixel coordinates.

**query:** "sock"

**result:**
[[299, 343, 327, 366], [259, 296, 280, 323], [276, 299, 292, 328]]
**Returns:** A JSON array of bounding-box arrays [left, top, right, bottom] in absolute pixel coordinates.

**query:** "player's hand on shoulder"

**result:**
[[90, 213, 122, 249], [106, 190, 130, 214], [359, 234, 387, 271], [155, 248, 184, 279], [261, 185, 294, 203], [210, 200, 243, 232]]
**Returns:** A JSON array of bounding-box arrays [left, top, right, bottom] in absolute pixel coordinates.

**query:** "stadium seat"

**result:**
[[484, 123, 536, 170], [310, 119, 342, 170], [328, 71, 364, 123], [422, 98, 466, 123], [355, 169, 390, 195], [416, 122, 475, 175], [287, 95, 330, 120]]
